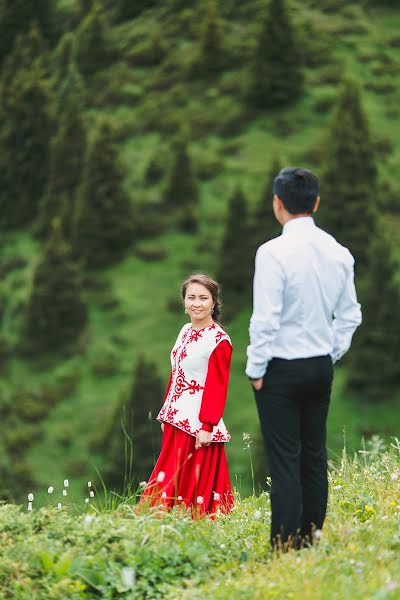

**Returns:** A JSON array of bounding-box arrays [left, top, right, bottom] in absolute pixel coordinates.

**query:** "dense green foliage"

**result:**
[[248, 0, 303, 109], [74, 2, 111, 78], [0, 443, 399, 598], [102, 355, 163, 490]]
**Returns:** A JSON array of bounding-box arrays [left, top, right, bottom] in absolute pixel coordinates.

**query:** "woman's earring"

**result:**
[[211, 307, 214, 314]]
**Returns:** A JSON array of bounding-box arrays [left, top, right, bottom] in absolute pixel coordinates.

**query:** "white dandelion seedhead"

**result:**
[[64, 479, 69, 488], [57, 503, 62, 509], [177, 496, 183, 501], [28, 493, 34, 502], [213, 492, 220, 502], [63, 489, 68, 497], [197, 496, 204, 505], [87, 481, 92, 488], [27, 502, 33, 511], [85, 498, 89, 504], [89, 490, 94, 498], [47, 486, 54, 494], [156, 471, 165, 483]]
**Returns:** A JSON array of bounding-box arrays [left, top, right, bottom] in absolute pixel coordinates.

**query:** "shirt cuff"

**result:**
[[200, 423, 213, 433]]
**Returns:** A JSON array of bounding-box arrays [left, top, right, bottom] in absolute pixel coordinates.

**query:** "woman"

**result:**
[[140, 273, 233, 516]]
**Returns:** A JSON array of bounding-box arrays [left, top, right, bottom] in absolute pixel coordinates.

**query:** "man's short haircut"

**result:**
[[273, 167, 320, 214]]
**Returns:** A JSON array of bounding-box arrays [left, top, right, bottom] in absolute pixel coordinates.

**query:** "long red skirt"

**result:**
[[139, 424, 234, 517]]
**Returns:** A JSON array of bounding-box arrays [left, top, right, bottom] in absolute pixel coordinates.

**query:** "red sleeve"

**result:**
[[199, 340, 232, 432], [162, 372, 173, 404]]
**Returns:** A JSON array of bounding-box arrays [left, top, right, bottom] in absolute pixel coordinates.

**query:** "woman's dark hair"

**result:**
[[181, 273, 222, 322], [273, 167, 320, 214]]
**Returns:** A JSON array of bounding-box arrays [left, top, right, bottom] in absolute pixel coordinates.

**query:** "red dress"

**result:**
[[140, 326, 234, 517]]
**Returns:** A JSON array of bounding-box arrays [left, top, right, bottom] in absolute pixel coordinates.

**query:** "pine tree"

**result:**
[[163, 135, 199, 233], [0, 31, 52, 229], [73, 118, 135, 268], [26, 220, 87, 352], [74, 2, 111, 78], [318, 80, 378, 273], [248, 0, 303, 109], [252, 158, 282, 252], [195, 0, 225, 76], [347, 231, 400, 401], [116, 0, 157, 22], [217, 187, 252, 321], [0, 0, 54, 63], [37, 61, 87, 239], [103, 355, 164, 491]]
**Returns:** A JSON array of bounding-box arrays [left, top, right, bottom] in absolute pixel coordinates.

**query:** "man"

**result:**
[[246, 167, 362, 551]]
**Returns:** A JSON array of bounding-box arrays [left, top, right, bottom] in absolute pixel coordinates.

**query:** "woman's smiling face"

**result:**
[[184, 282, 214, 326]]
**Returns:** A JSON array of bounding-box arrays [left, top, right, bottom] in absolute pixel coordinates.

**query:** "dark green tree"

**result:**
[[163, 135, 199, 233], [103, 355, 164, 491], [26, 220, 87, 352], [248, 0, 303, 109], [37, 61, 87, 239], [73, 118, 135, 268], [318, 80, 378, 273], [217, 187, 252, 321], [347, 231, 400, 401], [116, 0, 157, 22], [252, 158, 282, 252], [195, 0, 225, 76], [74, 2, 111, 78], [0, 0, 54, 63], [0, 35, 52, 229]]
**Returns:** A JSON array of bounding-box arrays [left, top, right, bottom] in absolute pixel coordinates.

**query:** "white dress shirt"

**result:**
[[246, 217, 362, 379]]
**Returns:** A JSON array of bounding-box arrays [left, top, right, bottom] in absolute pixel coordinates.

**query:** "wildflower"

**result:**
[[365, 505, 375, 513], [314, 529, 322, 541], [390, 501, 397, 506], [333, 485, 342, 491], [197, 496, 203, 505], [64, 479, 69, 488], [84, 515, 94, 524], [220, 544, 225, 549], [243, 433, 251, 442], [213, 492, 220, 501], [27, 502, 33, 511], [87, 481, 92, 488], [390, 473, 398, 481], [85, 498, 89, 504], [28, 493, 34, 502], [254, 509, 262, 520], [177, 496, 183, 501], [63, 489, 67, 496], [161, 492, 167, 499], [121, 566, 135, 590], [139, 481, 147, 488], [57, 503, 62, 509], [47, 487, 54, 494], [90, 491, 94, 498], [156, 471, 165, 483]]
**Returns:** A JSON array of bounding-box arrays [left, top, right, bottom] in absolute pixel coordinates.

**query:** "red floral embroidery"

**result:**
[[189, 329, 203, 343], [170, 365, 204, 403], [213, 429, 226, 442], [215, 330, 227, 344]]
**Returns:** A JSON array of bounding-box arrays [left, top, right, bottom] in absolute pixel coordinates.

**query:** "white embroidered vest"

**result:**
[[157, 322, 231, 443]]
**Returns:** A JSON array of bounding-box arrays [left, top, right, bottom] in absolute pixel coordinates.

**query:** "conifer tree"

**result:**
[[195, 0, 225, 76], [319, 80, 377, 273], [163, 135, 199, 233], [0, 32, 51, 229], [74, 2, 111, 78], [37, 61, 87, 239], [347, 232, 400, 401], [73, 118, 135, 268], [0, 0, 54, 63], [103, 355, 164, 490], [248, 0, 303, 109], [26, 220, 87, 352], [252, 158, 282, 252], [217, 187, 252, 321]]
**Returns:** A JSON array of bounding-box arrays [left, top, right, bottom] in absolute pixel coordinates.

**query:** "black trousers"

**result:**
[[254, 355, 333, 550]]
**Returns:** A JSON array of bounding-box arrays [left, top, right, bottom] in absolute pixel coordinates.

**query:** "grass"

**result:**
[[1, 440, 399, 599]]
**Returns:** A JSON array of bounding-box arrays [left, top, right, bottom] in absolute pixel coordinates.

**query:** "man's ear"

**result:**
[[312, 196, 320, 213]]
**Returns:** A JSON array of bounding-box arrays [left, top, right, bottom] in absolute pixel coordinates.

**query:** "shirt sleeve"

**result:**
[[331, 257, 362, 363], [199, 340, 232, 432], [245, 246, 284, 379]]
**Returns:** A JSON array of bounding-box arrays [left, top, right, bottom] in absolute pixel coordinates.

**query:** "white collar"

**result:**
[[282, 216, 316, 235]]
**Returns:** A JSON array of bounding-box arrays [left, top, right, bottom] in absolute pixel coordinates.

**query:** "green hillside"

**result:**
[[1, 0, 400, 502]]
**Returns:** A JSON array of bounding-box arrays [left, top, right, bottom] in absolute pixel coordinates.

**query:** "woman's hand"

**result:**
[[195, 430, 212, 449], [250, 378, 263, 391], [161, 423, 164, 432]]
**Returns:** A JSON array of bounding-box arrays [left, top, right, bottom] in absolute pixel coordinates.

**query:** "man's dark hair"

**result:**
[[273, 167, 320, 214]]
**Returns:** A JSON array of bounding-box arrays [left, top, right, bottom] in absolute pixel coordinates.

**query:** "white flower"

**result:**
[[84, 515, 94, 524], [57, 503, 62, 509], [161, 491, 167, 499], [220, 543, 225, 549], [243, 432, 251, 442], [390, 473, 398, 481], [213, 492, 220, 501], [156, 471, 165, 483], [47, 486, 54, 494], [87, 481, 92, 488], [314, 529, 322, 541], [139, 481, 147, 488], [333, 485, 342, 491], [90, 491, 94, 498], [177, 496, 183, 501], [85, 498, 89, 504], [121, 566, 135, 590], [254, 509, 262, 520], [197, 496, 203, 505], [64, 479, 69, 488], [28, 493, 34, 502], [28, 502, 33, 511], [63, 489, 67, 496]]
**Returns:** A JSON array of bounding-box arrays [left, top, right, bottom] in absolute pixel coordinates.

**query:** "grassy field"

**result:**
[[0, 442, 399, 599], [1, 0, 400, 501]]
